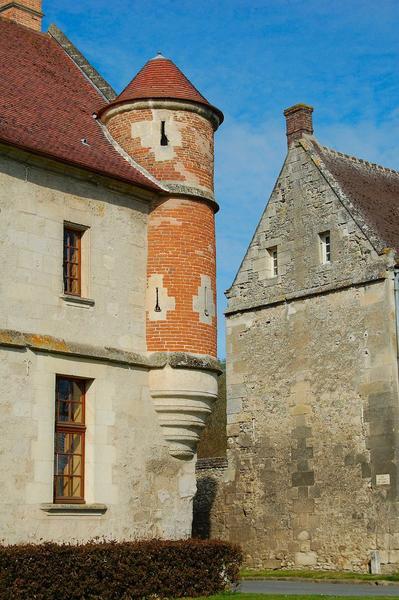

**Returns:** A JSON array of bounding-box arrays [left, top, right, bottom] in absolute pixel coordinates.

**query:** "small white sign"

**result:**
[[376, 473, 390, 486]]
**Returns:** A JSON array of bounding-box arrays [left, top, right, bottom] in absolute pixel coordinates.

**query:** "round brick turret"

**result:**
[[99, 54, 223, 358]]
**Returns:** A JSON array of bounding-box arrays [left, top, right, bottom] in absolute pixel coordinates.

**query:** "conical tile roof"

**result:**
[[105, 54, 223, 123]]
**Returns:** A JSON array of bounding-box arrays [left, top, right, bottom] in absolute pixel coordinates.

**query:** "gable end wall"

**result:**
[[198, 141, 399, 572]]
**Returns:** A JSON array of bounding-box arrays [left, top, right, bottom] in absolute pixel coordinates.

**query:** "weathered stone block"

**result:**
[[292, 471, 314, 487], [295, 551, 317, 566]]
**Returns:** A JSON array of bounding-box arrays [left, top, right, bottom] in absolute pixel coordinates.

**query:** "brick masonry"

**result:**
[[284, 105, 313, 145], [104, 101, 218, 357], [0, 0, 43, 31], [147, 196, 216, 355], [106, 108, 215, 196]]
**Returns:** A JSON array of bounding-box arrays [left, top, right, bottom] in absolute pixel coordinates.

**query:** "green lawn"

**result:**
[[240, 569, 399, 582], [199, 595, 396, 600]]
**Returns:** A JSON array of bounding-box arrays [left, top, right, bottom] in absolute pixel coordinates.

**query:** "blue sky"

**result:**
[[43, 0, 399, 357]]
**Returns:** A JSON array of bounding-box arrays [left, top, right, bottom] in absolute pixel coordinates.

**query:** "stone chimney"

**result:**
[[0, 1, 43, 31], [284, 104, 314, 147]]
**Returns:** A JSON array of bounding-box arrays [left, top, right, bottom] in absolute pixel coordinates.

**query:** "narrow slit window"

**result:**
[[320, 231, 331, 263], [54, 377, 86, 504], [267, 246, 278, 277], [160, 121, 168, 146], [63, 226, 82, 295]]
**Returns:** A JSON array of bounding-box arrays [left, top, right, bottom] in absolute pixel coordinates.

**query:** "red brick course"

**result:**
[[0, 0, 42, 30], [284, 104, 313, 146], [147, 197, 217, 357]]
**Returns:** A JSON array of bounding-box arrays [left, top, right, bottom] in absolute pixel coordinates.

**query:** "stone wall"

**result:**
[[197, 362, 227, 459], [0, 344, 196, 543], [193, 458, 229, 540], [0, 152, 148, 354], [224, 280, 399, 571], [218, 139, 399, 572], [0, 151, 198, 544]]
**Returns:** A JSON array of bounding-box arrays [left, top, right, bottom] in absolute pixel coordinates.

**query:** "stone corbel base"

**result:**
[[149, 364, 218, 459]]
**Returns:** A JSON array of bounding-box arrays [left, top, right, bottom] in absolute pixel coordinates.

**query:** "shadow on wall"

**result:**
[[192, 476, 218, 539], [197, 361, 227, 458]]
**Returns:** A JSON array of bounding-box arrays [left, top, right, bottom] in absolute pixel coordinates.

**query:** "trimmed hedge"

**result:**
[[0, 538, 242, 600]]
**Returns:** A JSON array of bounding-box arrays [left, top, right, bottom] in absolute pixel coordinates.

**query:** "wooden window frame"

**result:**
[[54, 376, 86, 504], [63, 225, 83, 296]]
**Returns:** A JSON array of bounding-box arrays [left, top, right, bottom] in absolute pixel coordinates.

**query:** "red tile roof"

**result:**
[[105, 55, 224, 123], [0, 17, 162, 191]]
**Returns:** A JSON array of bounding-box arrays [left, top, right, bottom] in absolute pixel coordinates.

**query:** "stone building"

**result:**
[[196, 104, 399, 573], [0, 1, 223, 544]]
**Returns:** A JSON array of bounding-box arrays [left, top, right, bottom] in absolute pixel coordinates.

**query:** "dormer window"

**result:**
[[319, 231, 331, 264], [267, 246, 278, 277]]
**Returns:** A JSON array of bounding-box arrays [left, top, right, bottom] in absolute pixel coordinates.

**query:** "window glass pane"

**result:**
[[63, 227, 81, 295], [58, 401, 69, 421], [71, 478, 82, 498], [56, 379, 84, 424], [72, 455, 82, 476], [71, 402, 83, 423], [54, 377, 85, 502], [55, 432, 67, 453], [58, 379, 71, 402], [320, 232, 331, 264], [55, 476, 68, 498], [69, 432, 82, 455]]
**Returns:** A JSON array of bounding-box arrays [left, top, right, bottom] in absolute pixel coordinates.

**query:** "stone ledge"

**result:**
[[196, 457, 228, 470], [225, 272, 388, 315], [60, 294, 95, 307], [0, 328, 152, 368], [0, 329, 223, 374], [40, 503, 107, 515], [150, 351, 223, 374], [163, 183, 219, 212]]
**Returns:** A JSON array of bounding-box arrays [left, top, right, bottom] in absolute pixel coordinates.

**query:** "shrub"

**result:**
[[0, 538, 242, 600]]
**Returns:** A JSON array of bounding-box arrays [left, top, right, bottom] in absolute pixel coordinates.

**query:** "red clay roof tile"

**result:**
[[106, 54, 223, 123], [0, 17, 161, 191]]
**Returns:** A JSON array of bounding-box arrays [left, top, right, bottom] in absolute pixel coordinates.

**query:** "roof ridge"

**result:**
[[48, 24, 116, 102], [320, 143, 399, 177]]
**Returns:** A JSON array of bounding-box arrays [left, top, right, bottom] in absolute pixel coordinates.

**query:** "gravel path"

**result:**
[[239, 578, 399, 596]]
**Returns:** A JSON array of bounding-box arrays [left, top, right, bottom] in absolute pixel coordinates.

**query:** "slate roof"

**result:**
[[104, 54, 224, 124], [309, 140, 399, 253], [0, 17, 162, 191]]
